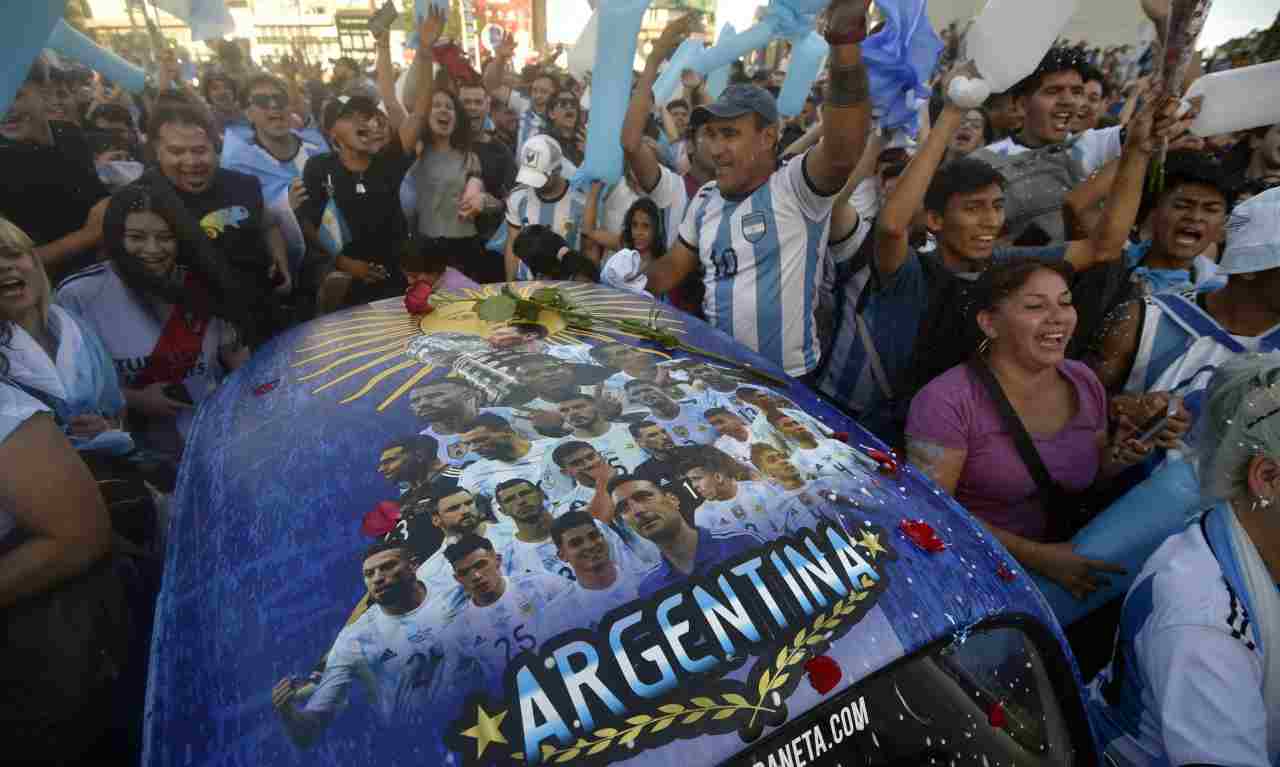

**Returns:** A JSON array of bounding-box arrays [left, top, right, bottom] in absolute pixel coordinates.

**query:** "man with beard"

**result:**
[[609, 474, 760, 598], [409, 377, 531, 466], [503, 352, 614, 435], [553, 510, 643, 628], [271, 541, 473, 746], [624, 379, 720, 445], [413, 484, 514, 604], [145, 104, 291, 345], [458, 413, 569, 500], [548, 389, 647, 472], [0, 57, 108, 282], [377, 434, 448, 497], [630, 420, 684, 461], [458, 82, 515, 241], [705, 407, 781, 466], [765, 410, 878, 480], [495, 479, 656, 581], [590, 342, 691, 399], [446, 535, 575, 681]]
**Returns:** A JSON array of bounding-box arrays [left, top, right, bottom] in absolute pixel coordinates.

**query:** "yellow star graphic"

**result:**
[[856, 530, 887, 559], [461, 704, 509, 759]]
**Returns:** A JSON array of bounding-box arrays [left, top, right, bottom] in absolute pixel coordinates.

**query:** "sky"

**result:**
[[1198, 0, 1276, 49]]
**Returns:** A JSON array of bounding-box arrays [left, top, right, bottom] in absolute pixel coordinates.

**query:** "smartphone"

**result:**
[[1136, 399, 1178, 443], [367, 0, 399, 38]]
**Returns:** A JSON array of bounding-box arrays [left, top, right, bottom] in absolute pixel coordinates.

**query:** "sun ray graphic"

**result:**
[[292, 283, 688, 409]]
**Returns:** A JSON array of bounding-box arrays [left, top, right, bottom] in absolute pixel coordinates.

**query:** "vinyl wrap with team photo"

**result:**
[[143, 282, 1099, 766]]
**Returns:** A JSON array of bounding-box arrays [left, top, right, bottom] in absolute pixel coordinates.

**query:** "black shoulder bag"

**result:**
[[968, 359, 1097, 541]]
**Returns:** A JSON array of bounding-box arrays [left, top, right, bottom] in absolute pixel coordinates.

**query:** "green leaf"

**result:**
[[475, 294, 517, 322], [530, 287, 562, 305], [774, 648, 788, 672], [793, 628, 808, 648], [757, 670, 772, 698], [692, 697, 715, 708], [712, 708, 737, 720], [771, 672, 790, 691], [806, 636, 826, 647], [587, 740, 612, 755], [651, 717, 674, 733], [723, 693, 749, 707], [619, 728, 642, 746], [591, 728, 619, 738], [554, 749, 581, 763], [681, 711, 707, 724], [625, 715, 652, 726], [658, 704, 685, 715]]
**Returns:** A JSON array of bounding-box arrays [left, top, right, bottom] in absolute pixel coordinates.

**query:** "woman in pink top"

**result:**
[[905, 259, 1187, 600]]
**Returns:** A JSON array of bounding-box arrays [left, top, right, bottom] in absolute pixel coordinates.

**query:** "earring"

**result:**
[[977, 336, 994, 355], [1252, 495, 1274, 511]]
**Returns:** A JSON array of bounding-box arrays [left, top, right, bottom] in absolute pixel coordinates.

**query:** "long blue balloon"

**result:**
[[702, 23, 736, 101], [1032, 458, 1202, 626], [580, 0, 652, 185], [776, 31, 827, 116], [48, 19, 147, 94], [0, 1, 63, 120], [651, 38, 704, 106]]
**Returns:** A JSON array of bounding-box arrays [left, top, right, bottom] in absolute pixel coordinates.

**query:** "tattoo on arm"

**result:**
[[826, 61, 870, 107], [905, 440, 947, 485]]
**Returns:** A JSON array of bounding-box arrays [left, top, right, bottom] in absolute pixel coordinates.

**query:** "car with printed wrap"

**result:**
[[143, 283, 1100, 766]]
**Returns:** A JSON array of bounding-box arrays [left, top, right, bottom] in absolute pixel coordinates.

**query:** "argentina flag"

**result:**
[[318, 197, 352, 258]]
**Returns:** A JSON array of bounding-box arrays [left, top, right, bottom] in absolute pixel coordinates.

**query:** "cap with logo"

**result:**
[[1218, 186, 1280, 275], [691, 84, 780, 130], [322, 95, 383, 134], [516, 134, 564, 190]]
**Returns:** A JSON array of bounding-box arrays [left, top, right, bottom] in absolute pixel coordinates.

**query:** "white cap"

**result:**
[[516, 134, 564, 189], [1219, 186, 1280, 275]]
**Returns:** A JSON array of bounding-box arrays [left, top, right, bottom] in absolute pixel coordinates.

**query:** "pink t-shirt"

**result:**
[[905, 360, 1106, 542]]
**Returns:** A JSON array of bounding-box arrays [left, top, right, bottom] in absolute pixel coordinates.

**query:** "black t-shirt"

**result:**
[[300, 141, 413, 302], [172, 168, 270, 278], [0, 121, 108, 280], [472, 135, 516, 240]]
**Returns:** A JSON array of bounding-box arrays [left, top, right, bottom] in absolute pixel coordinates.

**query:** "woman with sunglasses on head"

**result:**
[[905, 258, 1189, 601], [1088, 352, 1280, 767]]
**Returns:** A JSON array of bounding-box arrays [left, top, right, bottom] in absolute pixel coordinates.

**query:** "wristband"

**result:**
[[822, 26, 866, 46]]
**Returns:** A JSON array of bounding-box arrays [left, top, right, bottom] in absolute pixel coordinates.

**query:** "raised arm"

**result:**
[[644, 238, 699, 296], [482, 31, 517, 106], [625, 15, 697, 193], [876, 96, 965, 278], [374, 30, 407, 134], [399, 6, 447, 154], [803, 0, 874, 195], [580, 181, 610, 263]]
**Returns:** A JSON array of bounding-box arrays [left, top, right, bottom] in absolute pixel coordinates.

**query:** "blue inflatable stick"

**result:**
[[48, 20, 147, 94], [651, 38, 704, 106], [702, 23, 736, 101], [580, 0, 653, 185], [0, 2, 63, 119], [409, 0, 455, 48], [152, 0, 235, 42], [777, 31, 827, 116], [1033, 458, 1202, 626], [861, 0, 943, 135]]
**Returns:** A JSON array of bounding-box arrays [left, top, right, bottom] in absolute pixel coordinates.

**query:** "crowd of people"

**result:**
[[2, 0, 1280, 762]]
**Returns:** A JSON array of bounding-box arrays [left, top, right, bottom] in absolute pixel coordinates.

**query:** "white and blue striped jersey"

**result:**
[[505, 91, 545, 158], [302, 595, 472, 724], [677, 152, 839, 376], [451, 572, 575, 680], [506, 184, 588, 280], [1086, 515, 1272, 766]]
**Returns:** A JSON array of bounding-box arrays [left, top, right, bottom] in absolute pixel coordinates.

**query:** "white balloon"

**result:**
[[947, 76, 991, 110]]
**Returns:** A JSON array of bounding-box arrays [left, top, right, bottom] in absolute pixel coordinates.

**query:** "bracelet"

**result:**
[[823, 27, 866, 45]]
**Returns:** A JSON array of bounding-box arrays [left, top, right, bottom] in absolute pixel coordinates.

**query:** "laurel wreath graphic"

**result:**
[[515, 589, 871, 763]]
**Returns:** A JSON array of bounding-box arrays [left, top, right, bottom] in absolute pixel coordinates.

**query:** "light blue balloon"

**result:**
[[0, 1, 63, 119], [408, 0, 452, 48], [691, 20, 776, 74], [580, 0, 653, 185], [776, 31, 826, 117], [48, 19, 147, 94], [862, 0, 943, 135], [703, 23, 736, 101], [651, 38, 703, 106]]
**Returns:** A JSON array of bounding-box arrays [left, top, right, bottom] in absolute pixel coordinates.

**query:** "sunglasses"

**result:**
[[553, 98, 579, 109], [249, 93, 288, 110]]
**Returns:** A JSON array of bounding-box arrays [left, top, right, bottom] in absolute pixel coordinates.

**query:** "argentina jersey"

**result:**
[[506, 184, 588, 280], [678, 153, 837, 376], [453, 572, 574, 679]]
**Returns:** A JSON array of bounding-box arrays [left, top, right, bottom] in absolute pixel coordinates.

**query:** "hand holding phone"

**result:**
[[368, 0, 399, 39]]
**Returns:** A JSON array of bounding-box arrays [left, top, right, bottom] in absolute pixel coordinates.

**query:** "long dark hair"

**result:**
[[104, 175, 246, 330], [423, 88, 472, 154], [968, 257, 1074, 356], [622, 198, 666, 260]]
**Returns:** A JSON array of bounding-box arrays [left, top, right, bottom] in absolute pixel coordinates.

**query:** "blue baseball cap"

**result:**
[[691, 84, 779, 129]]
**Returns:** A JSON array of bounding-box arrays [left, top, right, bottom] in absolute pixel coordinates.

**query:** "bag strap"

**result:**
[[0, 374, 69, 426], [968, 359, 1063, 502]]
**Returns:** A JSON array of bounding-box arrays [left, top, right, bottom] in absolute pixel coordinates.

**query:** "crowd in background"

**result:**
[[2, 0, 1280, 763]]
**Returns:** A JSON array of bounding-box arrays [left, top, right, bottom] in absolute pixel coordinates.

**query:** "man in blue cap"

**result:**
[[641, 0, 874, 383]]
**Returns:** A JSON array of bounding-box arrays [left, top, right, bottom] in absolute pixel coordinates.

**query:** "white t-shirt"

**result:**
[[450, 572, 575, 678], [678, 151, 838, 375], [458, 438, 572, 501], [500, 519, 655, 582], [1087, 517, 1272, 766], [789, 437, 879, 482], [303, 595, 471, 724], [559, 421, 649, 474], [55, 263, 236, 445], [0, 386, 48, 545], [414, 520, 517, 609], [602, 166, 689, 255], [566, 575, 641, 629]]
